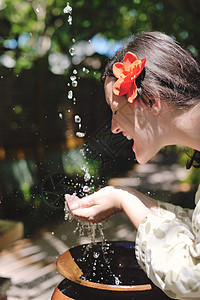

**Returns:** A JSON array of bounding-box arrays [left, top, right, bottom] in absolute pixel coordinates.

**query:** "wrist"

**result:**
[[114, 188, 130, 211], [119, 190, 150, 229]]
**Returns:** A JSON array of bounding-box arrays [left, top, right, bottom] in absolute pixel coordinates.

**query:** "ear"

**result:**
[[150, 97, 161, 116]]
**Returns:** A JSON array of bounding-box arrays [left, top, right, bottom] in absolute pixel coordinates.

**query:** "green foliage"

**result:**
[[1, 0, 200, 73], [178, 147, 200, 187], [62, 148, 100, 177]]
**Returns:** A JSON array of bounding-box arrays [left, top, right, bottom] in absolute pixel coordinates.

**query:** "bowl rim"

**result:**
[[56, 241, 152, 292]]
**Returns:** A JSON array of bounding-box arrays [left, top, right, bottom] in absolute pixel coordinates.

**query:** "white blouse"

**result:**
[[135, 185, 200, 299]]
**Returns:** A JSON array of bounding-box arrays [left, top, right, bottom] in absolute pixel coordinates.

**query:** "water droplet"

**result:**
[[83, 185, 90, 193], [82, 67, 89, 73], [68, 90, 73, 99], [68, 15, 72, 25], [74, 115, 81, 123], [84, 173, 91, 182], [114, 276, 121, 285], [59, 113, 63, 119], [36, 8, 40, 13], [73, 69, 78, 74], [76, 132, 85, 138], [93, 252, 100, 259], [72, 38, 76, 43], [70, 75, 76, 81], [51, 232, 54, 235], [64, 211, 69, 221], [63, 2, 72, 14], [69, 47, 75, 56], [0, 76, 3, 79], [72, 80, 78, 87], [81, 165, 88, 172]]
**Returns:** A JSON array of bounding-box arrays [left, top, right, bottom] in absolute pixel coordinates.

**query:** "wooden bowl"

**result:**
[[52, 241, 170, 299]]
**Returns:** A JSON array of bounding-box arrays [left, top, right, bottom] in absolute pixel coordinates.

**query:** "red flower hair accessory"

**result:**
[[113, 52, 146, 103]]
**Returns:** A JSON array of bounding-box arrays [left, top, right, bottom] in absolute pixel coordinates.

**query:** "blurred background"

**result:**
[[0, 0, 200, 298]]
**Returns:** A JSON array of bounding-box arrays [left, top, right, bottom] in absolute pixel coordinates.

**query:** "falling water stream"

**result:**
[[62, 2, 121, 285], [64, 164, 122, 285]]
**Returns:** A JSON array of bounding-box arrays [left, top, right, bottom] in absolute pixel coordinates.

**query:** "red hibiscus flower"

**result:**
[[113, 52, 146, 103]]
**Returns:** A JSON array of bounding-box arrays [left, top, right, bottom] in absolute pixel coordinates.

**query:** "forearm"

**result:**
[[117, 187, 159, 230]]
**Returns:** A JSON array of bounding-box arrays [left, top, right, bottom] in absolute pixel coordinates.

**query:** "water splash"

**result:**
[[83, 185, 90, 193], [68, 90, 73, 99], [63, 166, 123, 284], [68, 15, 72, 26], [63, 2, 72, 14], [64, 165, 106, 245], [72, 80, 78, 87], [74, 115, 81, 123], [64, 195, 74, 221], [69, 47, 75, 56], [70, 75, 76, 82], [76, 131, 85, 138], [84, 172, 91, 182], [63, 2, 73, 25], [70, 76, 78, 87], [82, 66, 89, 73]]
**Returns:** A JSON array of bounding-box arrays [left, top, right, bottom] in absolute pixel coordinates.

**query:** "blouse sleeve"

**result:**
[[135, 186, 200, 299]]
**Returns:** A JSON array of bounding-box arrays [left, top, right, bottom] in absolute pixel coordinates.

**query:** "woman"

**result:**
[[65, 32, 200, 299]]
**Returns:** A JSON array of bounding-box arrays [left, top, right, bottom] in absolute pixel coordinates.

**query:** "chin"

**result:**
[[136, 156, 150, 165], [135, 150, 154, 165]]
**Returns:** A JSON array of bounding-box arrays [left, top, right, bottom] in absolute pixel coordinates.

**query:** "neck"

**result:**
[[163, 102, 200, 151]]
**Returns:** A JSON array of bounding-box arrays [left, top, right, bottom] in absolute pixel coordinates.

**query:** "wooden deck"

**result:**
[[0, 233, 67, 299]]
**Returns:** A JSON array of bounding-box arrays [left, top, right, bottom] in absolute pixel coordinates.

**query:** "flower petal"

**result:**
[[113, 77, 132, 96], [141, 57, 146, 69], [127, 81, 137, 103], [129, 58, 146, 80], [123, 52, 138, 72], [113, 62, 125, 78]]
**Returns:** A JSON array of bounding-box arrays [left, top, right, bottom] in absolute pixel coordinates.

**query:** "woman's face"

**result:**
[[104, 77, 165, 164]]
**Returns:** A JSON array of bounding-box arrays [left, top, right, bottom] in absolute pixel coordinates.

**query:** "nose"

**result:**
[[111, 117, 121, 134]]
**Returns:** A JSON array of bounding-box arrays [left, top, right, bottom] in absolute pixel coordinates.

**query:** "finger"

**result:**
[[70, 196, 96, 211], [71, 207, 96, 222], [65, 194, 79, 207]]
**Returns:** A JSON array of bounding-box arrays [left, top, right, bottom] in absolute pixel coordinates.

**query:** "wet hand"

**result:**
[[65, 186, 123, 223]]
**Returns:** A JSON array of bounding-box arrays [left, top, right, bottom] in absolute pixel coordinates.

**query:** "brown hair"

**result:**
[[102, 31, 200, 168]]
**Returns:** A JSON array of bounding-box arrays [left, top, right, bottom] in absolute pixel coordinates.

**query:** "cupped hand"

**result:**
[[65, 186, 123, 223]]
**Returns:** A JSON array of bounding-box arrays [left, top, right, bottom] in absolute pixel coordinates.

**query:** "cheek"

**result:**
[[133, 127, 158, 163]]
